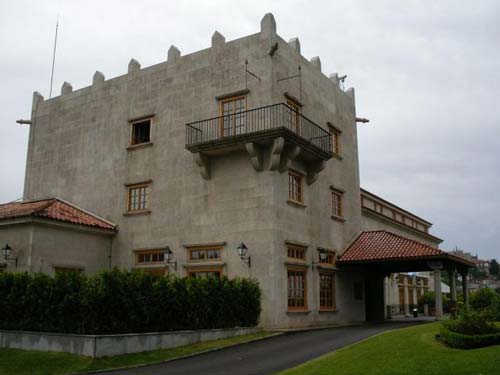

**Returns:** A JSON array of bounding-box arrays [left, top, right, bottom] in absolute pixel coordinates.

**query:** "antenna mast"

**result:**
[[49, 19, 59, 99]]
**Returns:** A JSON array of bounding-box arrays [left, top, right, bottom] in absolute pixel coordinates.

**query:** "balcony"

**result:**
[[185, 103, 333, 183]]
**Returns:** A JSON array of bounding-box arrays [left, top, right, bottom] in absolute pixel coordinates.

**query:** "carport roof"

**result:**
[[0, 197, 116, 231], [338, 230, 475, 268]]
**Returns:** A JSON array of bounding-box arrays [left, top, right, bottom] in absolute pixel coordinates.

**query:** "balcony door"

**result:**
[[286, 99, 301, 135], [220, 96, 246, 137]]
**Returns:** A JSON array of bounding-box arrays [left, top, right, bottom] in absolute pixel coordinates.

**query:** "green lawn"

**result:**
[[0, 331, 274, 375], [280, 323, 500, 375]]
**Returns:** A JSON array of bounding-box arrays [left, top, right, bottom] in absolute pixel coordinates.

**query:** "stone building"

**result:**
[[0, 14, 474, 328]]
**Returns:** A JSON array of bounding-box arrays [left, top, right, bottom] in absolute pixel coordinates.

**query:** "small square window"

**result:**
[[127, 183, 149, 212], [131, 119, 151, 145]]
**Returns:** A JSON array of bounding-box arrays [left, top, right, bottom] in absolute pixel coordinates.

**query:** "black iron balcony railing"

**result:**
[[185, 103, 332, 155]]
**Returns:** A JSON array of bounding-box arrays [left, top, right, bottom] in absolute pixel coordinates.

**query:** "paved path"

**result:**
[[100, 319, 430, 375]]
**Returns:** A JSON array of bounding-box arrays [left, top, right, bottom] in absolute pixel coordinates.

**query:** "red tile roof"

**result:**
[[338, 230, 474, 266], [0, 198, 116, 231]]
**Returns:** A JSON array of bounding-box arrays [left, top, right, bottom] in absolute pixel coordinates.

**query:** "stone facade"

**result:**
[[3, 13, 444, 329]]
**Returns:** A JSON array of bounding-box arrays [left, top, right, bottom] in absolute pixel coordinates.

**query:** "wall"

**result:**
[[0, 221, 112, 274], [0, 327, 260, 358], [361, 211, 441, 248], [0, 223, 33, 272], [21, 14, 366, 328]]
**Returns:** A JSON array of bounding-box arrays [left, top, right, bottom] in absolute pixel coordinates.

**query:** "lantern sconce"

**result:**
[[164, 246, 177, 271], [1, 243, 18, 267], [312, 247, 328, 267], [236, 242, 251, 268]]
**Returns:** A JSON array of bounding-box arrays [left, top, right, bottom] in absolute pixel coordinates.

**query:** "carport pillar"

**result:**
[[449, 269, 457, 319], [403, 277, 410, 316], [461, 271, 469, 310], [428, 261, 443, 319]]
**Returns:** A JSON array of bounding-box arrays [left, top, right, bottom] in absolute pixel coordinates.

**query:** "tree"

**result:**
[[489, 259, 499, 276]]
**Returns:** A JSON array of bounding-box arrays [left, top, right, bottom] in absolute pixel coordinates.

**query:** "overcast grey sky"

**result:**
[[0, 1, 499, 259]]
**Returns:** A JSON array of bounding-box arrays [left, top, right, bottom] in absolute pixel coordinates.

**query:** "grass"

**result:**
[[280, 322, 500, 375], [0, 331, 274, 375]]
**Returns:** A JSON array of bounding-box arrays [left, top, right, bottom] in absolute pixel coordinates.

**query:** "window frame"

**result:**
[[287, 244, 307, 262], [187, 267, 223, 279], [219, 95, 247, 137], [126, 182, 150, 213], [287, 267, 308, 311], [134, 249, 166, 266], [129, 117, 153, 146], [286, 99, 301, 135], [327, 124, 342, 157], [319, 272, 336, 311], [331, 189, 344, 219], [288, 170, 304, 204], [187, 246, 222, 262], [54, 266, 83, 275], [319, 250, 336, 266]]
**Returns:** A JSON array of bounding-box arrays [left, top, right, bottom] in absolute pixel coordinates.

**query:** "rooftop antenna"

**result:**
[[277, 65, 302, 103], [245, 59, 261, 90], [49, 17, 59, 99]]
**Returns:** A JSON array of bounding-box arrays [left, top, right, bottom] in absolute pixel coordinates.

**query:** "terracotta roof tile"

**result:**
[[0, 198, 116, 231], [339, 230, 456, 263]]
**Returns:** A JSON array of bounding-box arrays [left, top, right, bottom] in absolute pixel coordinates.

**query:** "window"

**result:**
[[130, 119, 151, 145], [286, 99, 301, 134], [319, 250, 336, 266], [319, 273, 336, 310], [188, 268, 222, 279], [331, 128, 341, 156], [134, 268, 166, 276], [127, 183, 149, 212], [287, 245, 307, 261], [54, 266, 83, 275], [220, 96, 246, 136], [135, 249, 165, 265], [288, 171, 303, 203], [188, 247, 222, 262], [288, 269, 307, 310], [331, 191, 343, 218]]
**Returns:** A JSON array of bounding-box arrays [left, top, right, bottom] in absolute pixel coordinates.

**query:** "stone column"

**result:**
[[449, 269, 457, 318], [428, 262, 443, 319], [461, 271, 469, 310], [412, 277, 418, 306], [403, 277, 410, 316]]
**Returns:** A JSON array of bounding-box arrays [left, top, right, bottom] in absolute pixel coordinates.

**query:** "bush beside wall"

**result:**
[[0, 269, 261, 334]]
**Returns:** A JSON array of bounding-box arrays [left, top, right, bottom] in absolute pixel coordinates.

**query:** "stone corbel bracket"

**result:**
[[268, 137, 285, 170], [279, 145, 301, 172], [194, 153, 210, 180], [246, 142, 264, 171], [306, 160, 325, 185]]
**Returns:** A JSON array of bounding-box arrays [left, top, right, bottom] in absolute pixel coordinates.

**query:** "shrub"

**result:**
[[440, 326, 500, 349], [469, 287, 500, 320], [418, 291, 450, 313], [440, 310, 500, 349], [0, 269, 261, 334], [443, 310, 497, 335]]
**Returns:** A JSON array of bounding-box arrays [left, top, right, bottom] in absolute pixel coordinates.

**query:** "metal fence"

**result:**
[[186, 103, 332, 154]]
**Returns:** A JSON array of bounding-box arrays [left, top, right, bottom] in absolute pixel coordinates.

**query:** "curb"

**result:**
[[73, 332, 284, 374]]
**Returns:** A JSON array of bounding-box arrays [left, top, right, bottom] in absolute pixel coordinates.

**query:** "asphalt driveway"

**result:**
[[100, 319, 430, 375]]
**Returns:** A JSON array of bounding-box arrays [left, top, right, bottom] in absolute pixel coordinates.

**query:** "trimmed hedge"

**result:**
[[0, 269, 261, 334], [440, 326, 500, 349]]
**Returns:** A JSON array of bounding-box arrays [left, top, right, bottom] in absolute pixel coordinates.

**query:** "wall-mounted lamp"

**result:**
[[1, 243, 17, 267], [236, 242, 251, 268], [312, 247, 328, 266], [164, 246, 177, 271]]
